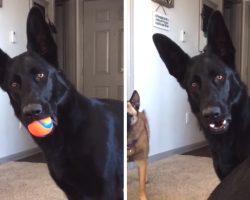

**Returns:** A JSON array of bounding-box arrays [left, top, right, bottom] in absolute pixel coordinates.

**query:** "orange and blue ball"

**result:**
[[27, 117, 53, 137]]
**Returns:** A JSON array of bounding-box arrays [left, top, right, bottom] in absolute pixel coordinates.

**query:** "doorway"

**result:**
[[55, 0, 76, 86], [55, 0, 123, 100], [242, 1, 250, 94], [223, 0, 242, 74]]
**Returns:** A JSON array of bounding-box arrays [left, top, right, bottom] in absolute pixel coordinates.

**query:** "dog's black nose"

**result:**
[[23, 104, 42, 117], [202, 106, 221, 120]]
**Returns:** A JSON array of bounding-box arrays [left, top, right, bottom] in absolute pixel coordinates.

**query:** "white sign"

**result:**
[[153, 11, 170, 31]]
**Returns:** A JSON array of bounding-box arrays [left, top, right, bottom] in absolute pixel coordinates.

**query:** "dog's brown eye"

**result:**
[[191, 82, 199, 89], [11, 82, 19, 89], [216, 74, 224, 81], [36, 73, 45, 81]]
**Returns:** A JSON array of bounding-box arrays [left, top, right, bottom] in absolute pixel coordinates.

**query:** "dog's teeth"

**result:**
[[209, 124, 215, 128], [223, 120, 227, 125]]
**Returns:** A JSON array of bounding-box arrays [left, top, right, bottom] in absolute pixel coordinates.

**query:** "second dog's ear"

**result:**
[[0, 49, 10, 89], [129, 90, 140, 110], [207, 11, 235, 69], [27, 6, 58, 68], [153, 33, 190, 88]]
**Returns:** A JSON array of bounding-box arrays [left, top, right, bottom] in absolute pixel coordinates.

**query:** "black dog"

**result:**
[[153, 11, 250, 181], [0, 7, 123, 200], [208, 157, 250, 200]]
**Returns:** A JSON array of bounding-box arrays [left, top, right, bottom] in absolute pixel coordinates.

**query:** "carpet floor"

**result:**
[[0, 162, 66, 200], [0, 155, 219, 200], [127, 155, 220, 200]]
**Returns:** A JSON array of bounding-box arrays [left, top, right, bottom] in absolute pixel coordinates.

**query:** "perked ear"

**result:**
[[207, 11, 235, 69], [153, 33, 190, 88], [129, 90, 140, 111], [26, 6, 58, 68], [0, 49, 10, 89]]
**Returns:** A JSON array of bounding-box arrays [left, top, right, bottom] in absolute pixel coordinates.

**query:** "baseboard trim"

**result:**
[[0, 141, 208, 166], [0, 147, 41, 164], [148, 141, 208, 163], [128, 141, 208, 169]]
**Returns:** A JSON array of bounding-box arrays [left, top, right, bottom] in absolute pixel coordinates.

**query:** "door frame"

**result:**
[[125, 0, 134, 98], [241, 1, 250, 84], [76, 0, 84, 95]]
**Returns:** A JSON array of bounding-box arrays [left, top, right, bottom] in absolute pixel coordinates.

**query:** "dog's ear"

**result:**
[[0, 49, 10, 89], [207, 11, 235, 69], [129, 90, 140, 110], [153, 33, 190, 88], [27, 6, 58, 68]]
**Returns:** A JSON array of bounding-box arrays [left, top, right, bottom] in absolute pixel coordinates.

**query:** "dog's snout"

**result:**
[[23, 103, 43, 117], [202, 106, 221, 120]]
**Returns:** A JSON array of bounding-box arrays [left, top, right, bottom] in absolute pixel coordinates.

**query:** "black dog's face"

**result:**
[[0, 7, 68, 130], [153, 11, 243, 134], [2, 52, 67, 126], [184, 54, 242, 133]]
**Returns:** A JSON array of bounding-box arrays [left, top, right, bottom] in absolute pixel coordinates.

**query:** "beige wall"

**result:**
[[131, 0, 207, 156], [55, 0, 76, 85], [0, 0, 38, 159]]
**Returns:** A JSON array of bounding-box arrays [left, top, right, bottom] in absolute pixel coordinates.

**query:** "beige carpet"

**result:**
[[0, 155, 219, 200], [128, 155, 220, 200], [0, 162, 66, 200]]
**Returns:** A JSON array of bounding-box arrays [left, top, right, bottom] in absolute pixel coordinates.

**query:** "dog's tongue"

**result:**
[[27, 117, 53, 137]]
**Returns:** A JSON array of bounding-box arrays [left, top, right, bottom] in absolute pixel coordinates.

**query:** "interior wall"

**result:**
[[131, 0, 211, 156], [55, 0, 76, 86], [199, 0, 223, 51], [47, 0, 55, 22], [224, 3, 242, 74], [0, 0, 38, 159], [30, 0, 55, 21], [55, 5, 65, 69], [241, 0, 250, 85]]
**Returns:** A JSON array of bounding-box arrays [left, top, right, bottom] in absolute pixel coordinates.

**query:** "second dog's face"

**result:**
[[127, 90, 140, 132], [127, 101, 138, 130]]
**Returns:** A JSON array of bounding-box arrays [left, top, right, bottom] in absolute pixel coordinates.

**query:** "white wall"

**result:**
[[0, 0, 38, 159], [131, 0, 211, 156]]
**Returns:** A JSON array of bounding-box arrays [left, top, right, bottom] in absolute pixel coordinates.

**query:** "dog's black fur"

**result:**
[[153, 11, 250, 180], [0, 7, 123, 200], [208, 157, 250, 200]]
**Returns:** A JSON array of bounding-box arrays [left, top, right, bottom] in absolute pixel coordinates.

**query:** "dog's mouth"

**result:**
[[51, 114, 58, 126], [23, 113, 58, 138], [25, 113, 58, 126], [207, 117, 231, 134]]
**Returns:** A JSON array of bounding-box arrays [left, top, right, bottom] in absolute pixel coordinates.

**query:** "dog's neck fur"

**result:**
[[128, 111, 149, 147]]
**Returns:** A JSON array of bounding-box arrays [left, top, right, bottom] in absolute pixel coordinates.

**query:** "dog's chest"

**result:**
[[46, 150, 105, 193], [127, 115, 149, 161]]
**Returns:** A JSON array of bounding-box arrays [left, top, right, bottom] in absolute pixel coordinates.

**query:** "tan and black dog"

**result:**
[[127, 90, 149, 200]]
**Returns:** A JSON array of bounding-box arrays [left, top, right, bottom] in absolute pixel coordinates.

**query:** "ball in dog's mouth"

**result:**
[[27, 115, 58, 138], [208, 118, 230, 134]]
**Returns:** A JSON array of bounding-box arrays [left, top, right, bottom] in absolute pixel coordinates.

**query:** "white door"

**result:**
[[247, 5, 250, 94], [83, 0, 123, 100]]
